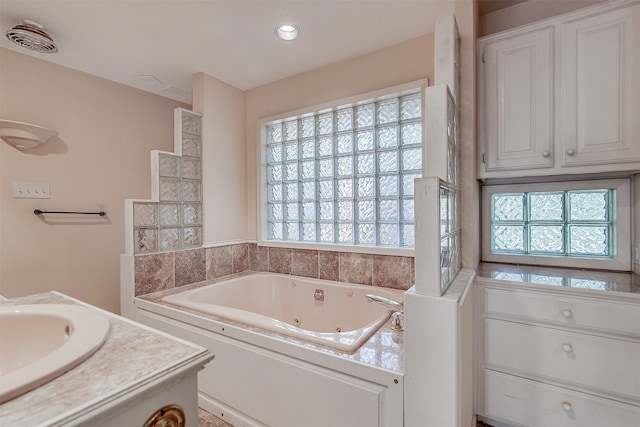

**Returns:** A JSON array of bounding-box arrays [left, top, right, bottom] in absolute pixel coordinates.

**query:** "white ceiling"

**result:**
[[0, 0, 467, 105]]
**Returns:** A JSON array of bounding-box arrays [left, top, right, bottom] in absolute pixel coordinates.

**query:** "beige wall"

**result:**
[[636, 174, 640, 274], [192, 73, 247, 245], [0, 48, 187, 313], [479, 0, 606, 36], [245, 34, 435, 240], [456, 1, 480, 270]]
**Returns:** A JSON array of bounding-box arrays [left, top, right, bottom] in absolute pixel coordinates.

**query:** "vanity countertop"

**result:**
[[0, 292, 211, 426], [476, 262, 640, 298]]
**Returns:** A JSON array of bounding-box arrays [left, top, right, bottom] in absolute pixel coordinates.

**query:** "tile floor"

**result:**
[[198, 408, 232, 427], [199, 408, 494, 427]]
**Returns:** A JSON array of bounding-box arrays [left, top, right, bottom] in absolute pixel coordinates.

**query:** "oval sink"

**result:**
[[0, 304, 110, 403]]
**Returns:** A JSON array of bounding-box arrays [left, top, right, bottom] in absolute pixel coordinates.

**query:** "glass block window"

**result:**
[[490, 189, 612, 257], [133, 109, 203, 253], [263, 92, 421, 248], [482, 179, 631, 270]]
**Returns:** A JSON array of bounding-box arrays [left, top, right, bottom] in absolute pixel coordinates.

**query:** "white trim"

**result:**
[[257, 240, 415, 257], [202, 239, 256, 248], [256, 80, 426, 253], [257, 80, 426, 126], [481, 179, 632, 271]]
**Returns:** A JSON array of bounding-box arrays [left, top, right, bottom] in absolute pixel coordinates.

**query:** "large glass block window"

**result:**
[[264, 92, 421, 248], [482, 180, 631, 270]]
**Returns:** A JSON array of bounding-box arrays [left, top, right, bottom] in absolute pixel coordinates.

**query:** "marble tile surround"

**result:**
[[135, 243, 415, 296]]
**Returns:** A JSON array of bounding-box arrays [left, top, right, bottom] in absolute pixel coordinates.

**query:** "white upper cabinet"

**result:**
[[478, 0, 640, 180], [482, 28, 554, 172], [560, 3, 640, 167]]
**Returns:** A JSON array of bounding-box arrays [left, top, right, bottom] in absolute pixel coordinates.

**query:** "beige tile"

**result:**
[[134, 252, 174, 296], [249, 244, 269, 272], [373, 255, 412, 290], [175, 248, 206, 286], [318, 250, 340, 281], [339, 252, 373, 285], [291, 249, 318, 278], [232, 243, 249, 273], [206, 246, 233, 279], [268, 247, 291, 274]]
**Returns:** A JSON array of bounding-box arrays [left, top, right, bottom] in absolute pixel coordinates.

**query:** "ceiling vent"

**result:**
[[6, 20, 58, 54]]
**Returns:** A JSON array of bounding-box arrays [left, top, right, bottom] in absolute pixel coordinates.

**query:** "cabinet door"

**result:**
[[482, 28, 554, 172], [560, 4, 640, 167]]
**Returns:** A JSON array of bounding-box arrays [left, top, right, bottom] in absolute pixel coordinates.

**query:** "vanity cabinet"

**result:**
[[475, 281, 640, 426], [478, 0, 640, 180]]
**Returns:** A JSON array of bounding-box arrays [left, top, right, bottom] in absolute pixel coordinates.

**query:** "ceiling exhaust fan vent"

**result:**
[[6, 20, 58, 54]]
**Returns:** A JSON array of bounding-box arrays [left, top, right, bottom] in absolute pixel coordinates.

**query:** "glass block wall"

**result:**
[[439, 90, 461, 294], [133, 109, 203, 253], [265, 93, 422, 247]]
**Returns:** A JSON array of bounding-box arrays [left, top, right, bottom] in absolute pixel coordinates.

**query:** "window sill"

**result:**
[[476, 262, 639, 295], [257, 240, 415, 257]]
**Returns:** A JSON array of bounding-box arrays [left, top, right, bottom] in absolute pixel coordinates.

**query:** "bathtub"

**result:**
[[161, 272, 404, 352], [135, 272, 406, 427]]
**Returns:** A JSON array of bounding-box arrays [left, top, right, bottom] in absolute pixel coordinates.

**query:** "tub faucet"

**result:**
[[366, 294, 404, 331]]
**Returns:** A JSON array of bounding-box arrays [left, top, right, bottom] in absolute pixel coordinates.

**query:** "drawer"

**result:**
[[484, 288, 640, 337], [485, 319, 640, 401], [484, 369, 640, 427]]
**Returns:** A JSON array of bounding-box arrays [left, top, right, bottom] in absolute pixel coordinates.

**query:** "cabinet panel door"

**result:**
[[561, 4, 640, 166], [483, 28, 554, 171]]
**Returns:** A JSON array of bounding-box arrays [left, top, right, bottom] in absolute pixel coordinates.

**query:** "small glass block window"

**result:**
[[263, 92, 421, 247], [490, 189, 614, 257]]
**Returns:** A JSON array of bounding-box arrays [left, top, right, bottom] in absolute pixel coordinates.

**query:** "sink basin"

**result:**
[[0, 304, 110, 403]]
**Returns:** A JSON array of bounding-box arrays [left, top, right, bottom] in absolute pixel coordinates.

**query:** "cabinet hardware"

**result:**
[[561, 309, 573, 318], [561, 401, 573, 412]]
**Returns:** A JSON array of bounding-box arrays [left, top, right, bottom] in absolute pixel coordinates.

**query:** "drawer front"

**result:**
[[485, 319, 640, 401], [484, 288, 640, 337], [484, 369, 640, 427]]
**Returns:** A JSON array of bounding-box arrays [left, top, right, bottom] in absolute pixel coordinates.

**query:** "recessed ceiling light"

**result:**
[[276, 25, 299, 41]]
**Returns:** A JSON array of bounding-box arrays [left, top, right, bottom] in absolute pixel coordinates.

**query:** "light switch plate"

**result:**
[[13, 182, 50, 199]]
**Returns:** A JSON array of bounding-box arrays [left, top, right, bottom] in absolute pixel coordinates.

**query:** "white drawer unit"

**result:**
[[485, 319, 640, 402], [476, 280, 640, 426], [484, 287, 640, 338], [484, 370, 640, 427]]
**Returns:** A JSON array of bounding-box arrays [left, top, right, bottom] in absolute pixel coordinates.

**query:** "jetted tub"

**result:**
[[162, 272, 405, 352]]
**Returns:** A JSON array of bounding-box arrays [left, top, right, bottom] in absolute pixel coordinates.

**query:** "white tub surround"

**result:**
[[162, 272, 404, 352], [135, 272, 405, 427], [0, 292, 212, 427]]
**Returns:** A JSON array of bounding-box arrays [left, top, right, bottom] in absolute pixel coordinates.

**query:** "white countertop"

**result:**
[[0, 291, 211, 427], [476, 262, 640, 299]]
